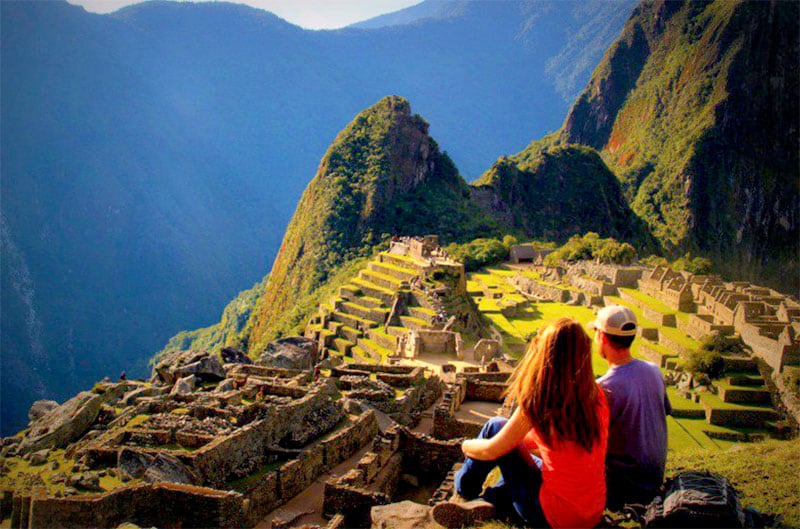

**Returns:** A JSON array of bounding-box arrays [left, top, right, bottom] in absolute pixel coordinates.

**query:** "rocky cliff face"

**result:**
[[561, 0, 799, 290]]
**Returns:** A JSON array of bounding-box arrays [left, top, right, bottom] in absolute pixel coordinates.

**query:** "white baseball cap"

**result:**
[[590, 305, 638, 337]]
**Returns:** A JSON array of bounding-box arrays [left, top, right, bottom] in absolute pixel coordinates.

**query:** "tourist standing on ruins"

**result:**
[[433, 318, 609, 528], [592, 305, 672, 509]]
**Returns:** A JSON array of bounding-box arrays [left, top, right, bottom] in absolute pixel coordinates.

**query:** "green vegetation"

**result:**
[[686, 334, 746, 378], [445, 238, 508, 271], [472, 145, 654, 249], [542, 232, 636, 265], [685, 348, 724, 379], [562, 0, 798, 290], [666, 440, 800, 527], [238, 96, 501, 353], [782, 366, 800, 400], [640, 253, 713, 275]]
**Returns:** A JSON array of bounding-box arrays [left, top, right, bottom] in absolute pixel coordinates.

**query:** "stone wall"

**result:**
[[242, 410, 378, 527], [511, 275, 570, 302], [19, 483, 245, 529], [677, 314, 734, 341], [639, 342, 675, 368], [191, 380, 340, 487], [413, 330, 460, 357], [657, 333, 693, 357], [322, 426, 461, 527], [643, 306, 677, 327], [432, 374, 509, 439], [465, 380, 507, 402], [401, 429, 462, 481], [568, 275, 615, 297]]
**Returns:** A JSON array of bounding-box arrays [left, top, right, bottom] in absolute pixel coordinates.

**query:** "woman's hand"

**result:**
[[461, 408, 532, 461]]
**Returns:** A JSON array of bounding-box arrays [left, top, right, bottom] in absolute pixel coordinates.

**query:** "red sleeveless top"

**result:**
[[522, 387, 609, 528]]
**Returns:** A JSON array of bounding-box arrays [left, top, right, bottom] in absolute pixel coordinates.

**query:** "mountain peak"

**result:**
[[246, 96, 493, 349]]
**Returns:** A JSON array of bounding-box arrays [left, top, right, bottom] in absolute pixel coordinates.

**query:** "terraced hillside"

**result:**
[[305, 249, 463, 365], [467, 263, 790, 453]]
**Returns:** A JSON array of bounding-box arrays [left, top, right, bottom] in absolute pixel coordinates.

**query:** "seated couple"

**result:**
[[433, 305, 672, 528]]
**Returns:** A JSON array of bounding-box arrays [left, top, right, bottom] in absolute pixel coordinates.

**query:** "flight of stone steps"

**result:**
[[306, 252, 440, 364]]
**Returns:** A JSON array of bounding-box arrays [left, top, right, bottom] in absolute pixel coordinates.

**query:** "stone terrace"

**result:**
[[306, 240, 467, 365]]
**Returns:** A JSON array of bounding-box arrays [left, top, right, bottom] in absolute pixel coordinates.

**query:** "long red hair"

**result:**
[[506, 318, 602, 451]]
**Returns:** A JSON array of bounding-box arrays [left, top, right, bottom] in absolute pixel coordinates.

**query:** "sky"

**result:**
[[66, 0, 423, 29]]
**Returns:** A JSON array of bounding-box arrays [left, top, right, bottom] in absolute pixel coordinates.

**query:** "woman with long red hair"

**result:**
[[433, 318, 609, 528]]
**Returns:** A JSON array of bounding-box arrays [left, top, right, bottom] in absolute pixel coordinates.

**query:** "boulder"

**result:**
[[154, 350, 225, 385], [173, 356, 225, 383], [18, 391, 105, 454], [279, 380, 343, 448], [121, 385, 167, 406], [119, 448, 197, 485], [258, 336, 317, 370], [371, 501, 439, 529], [143, 453, 198, 485], [220, 347, 251, 365], [342, 398, 363, 415], [28, 400, 58, 423], [170, 374, 197, 395], [69, 472, 102, 492], [215, 378, 236, 393], [29, 449, 50, 466]]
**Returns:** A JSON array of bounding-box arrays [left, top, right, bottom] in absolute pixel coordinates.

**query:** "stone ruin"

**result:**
[[508, 261, 645, 307], [508, 244, 553, 265], [305, 236, 468, 366], [637, 267, 800, 376], [433, 370, 512, 440], [0, 344, 455, 528], [319, 365, 516, 528]]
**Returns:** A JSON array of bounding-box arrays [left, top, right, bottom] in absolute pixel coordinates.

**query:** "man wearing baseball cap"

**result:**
[[591, 305, 672, 509]]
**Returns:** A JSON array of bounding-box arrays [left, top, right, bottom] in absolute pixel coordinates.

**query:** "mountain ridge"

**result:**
[[1, 0, 635, 434], [560, 0, 799, 288]]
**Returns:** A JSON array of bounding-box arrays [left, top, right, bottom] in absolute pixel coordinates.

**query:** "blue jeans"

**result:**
[[454, 417, 551, 527]]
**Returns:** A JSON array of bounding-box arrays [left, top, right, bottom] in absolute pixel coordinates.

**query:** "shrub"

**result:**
[[685, 348, 725, 379], [542, 232, 637, 266], [686, 334, 745, 378], [782, 366, 800, 399], [445, 238, 508, 271]]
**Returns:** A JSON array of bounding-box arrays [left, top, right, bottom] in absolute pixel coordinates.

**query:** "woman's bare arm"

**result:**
[[461, 408, 532, 461]]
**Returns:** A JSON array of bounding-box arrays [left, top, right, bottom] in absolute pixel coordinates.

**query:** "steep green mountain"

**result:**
[[0, 0, 634, 435], [471, 141, 655, 248], [561, 0, 799, 290], [246, 96, 500, 352]]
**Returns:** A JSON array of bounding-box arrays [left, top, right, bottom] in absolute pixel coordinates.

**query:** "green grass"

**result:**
[[698, 392, 775, 412], [618, 287, 675, 315], [666, 440, 800, 527], [0, 449, 132, 496], [667, 387, 704, 411]]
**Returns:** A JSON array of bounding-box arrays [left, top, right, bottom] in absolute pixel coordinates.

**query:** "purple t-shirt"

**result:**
[[597, 359, 671, 505]]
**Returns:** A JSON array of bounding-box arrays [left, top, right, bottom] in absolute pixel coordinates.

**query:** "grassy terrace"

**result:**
[[0, 449, 133, 496], [469, 265, 783, 456]]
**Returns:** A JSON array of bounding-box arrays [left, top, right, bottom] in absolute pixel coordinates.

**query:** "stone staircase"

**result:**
[[306, 252, 438, 364]]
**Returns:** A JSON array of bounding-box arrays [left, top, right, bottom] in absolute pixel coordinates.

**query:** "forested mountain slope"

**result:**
[[561, 0, 799, 290]]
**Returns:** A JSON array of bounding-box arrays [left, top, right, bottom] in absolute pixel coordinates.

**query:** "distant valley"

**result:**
[[0, 0, 635, 434]]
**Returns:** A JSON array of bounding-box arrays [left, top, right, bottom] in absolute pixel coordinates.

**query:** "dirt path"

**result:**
[[256, 442, 372, 529]]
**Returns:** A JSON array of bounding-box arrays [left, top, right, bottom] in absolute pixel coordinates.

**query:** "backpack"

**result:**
[[641, 471, 746, 528]]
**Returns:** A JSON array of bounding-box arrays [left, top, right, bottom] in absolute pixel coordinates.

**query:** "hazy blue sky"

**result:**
[[67, 0, 423, 29]]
